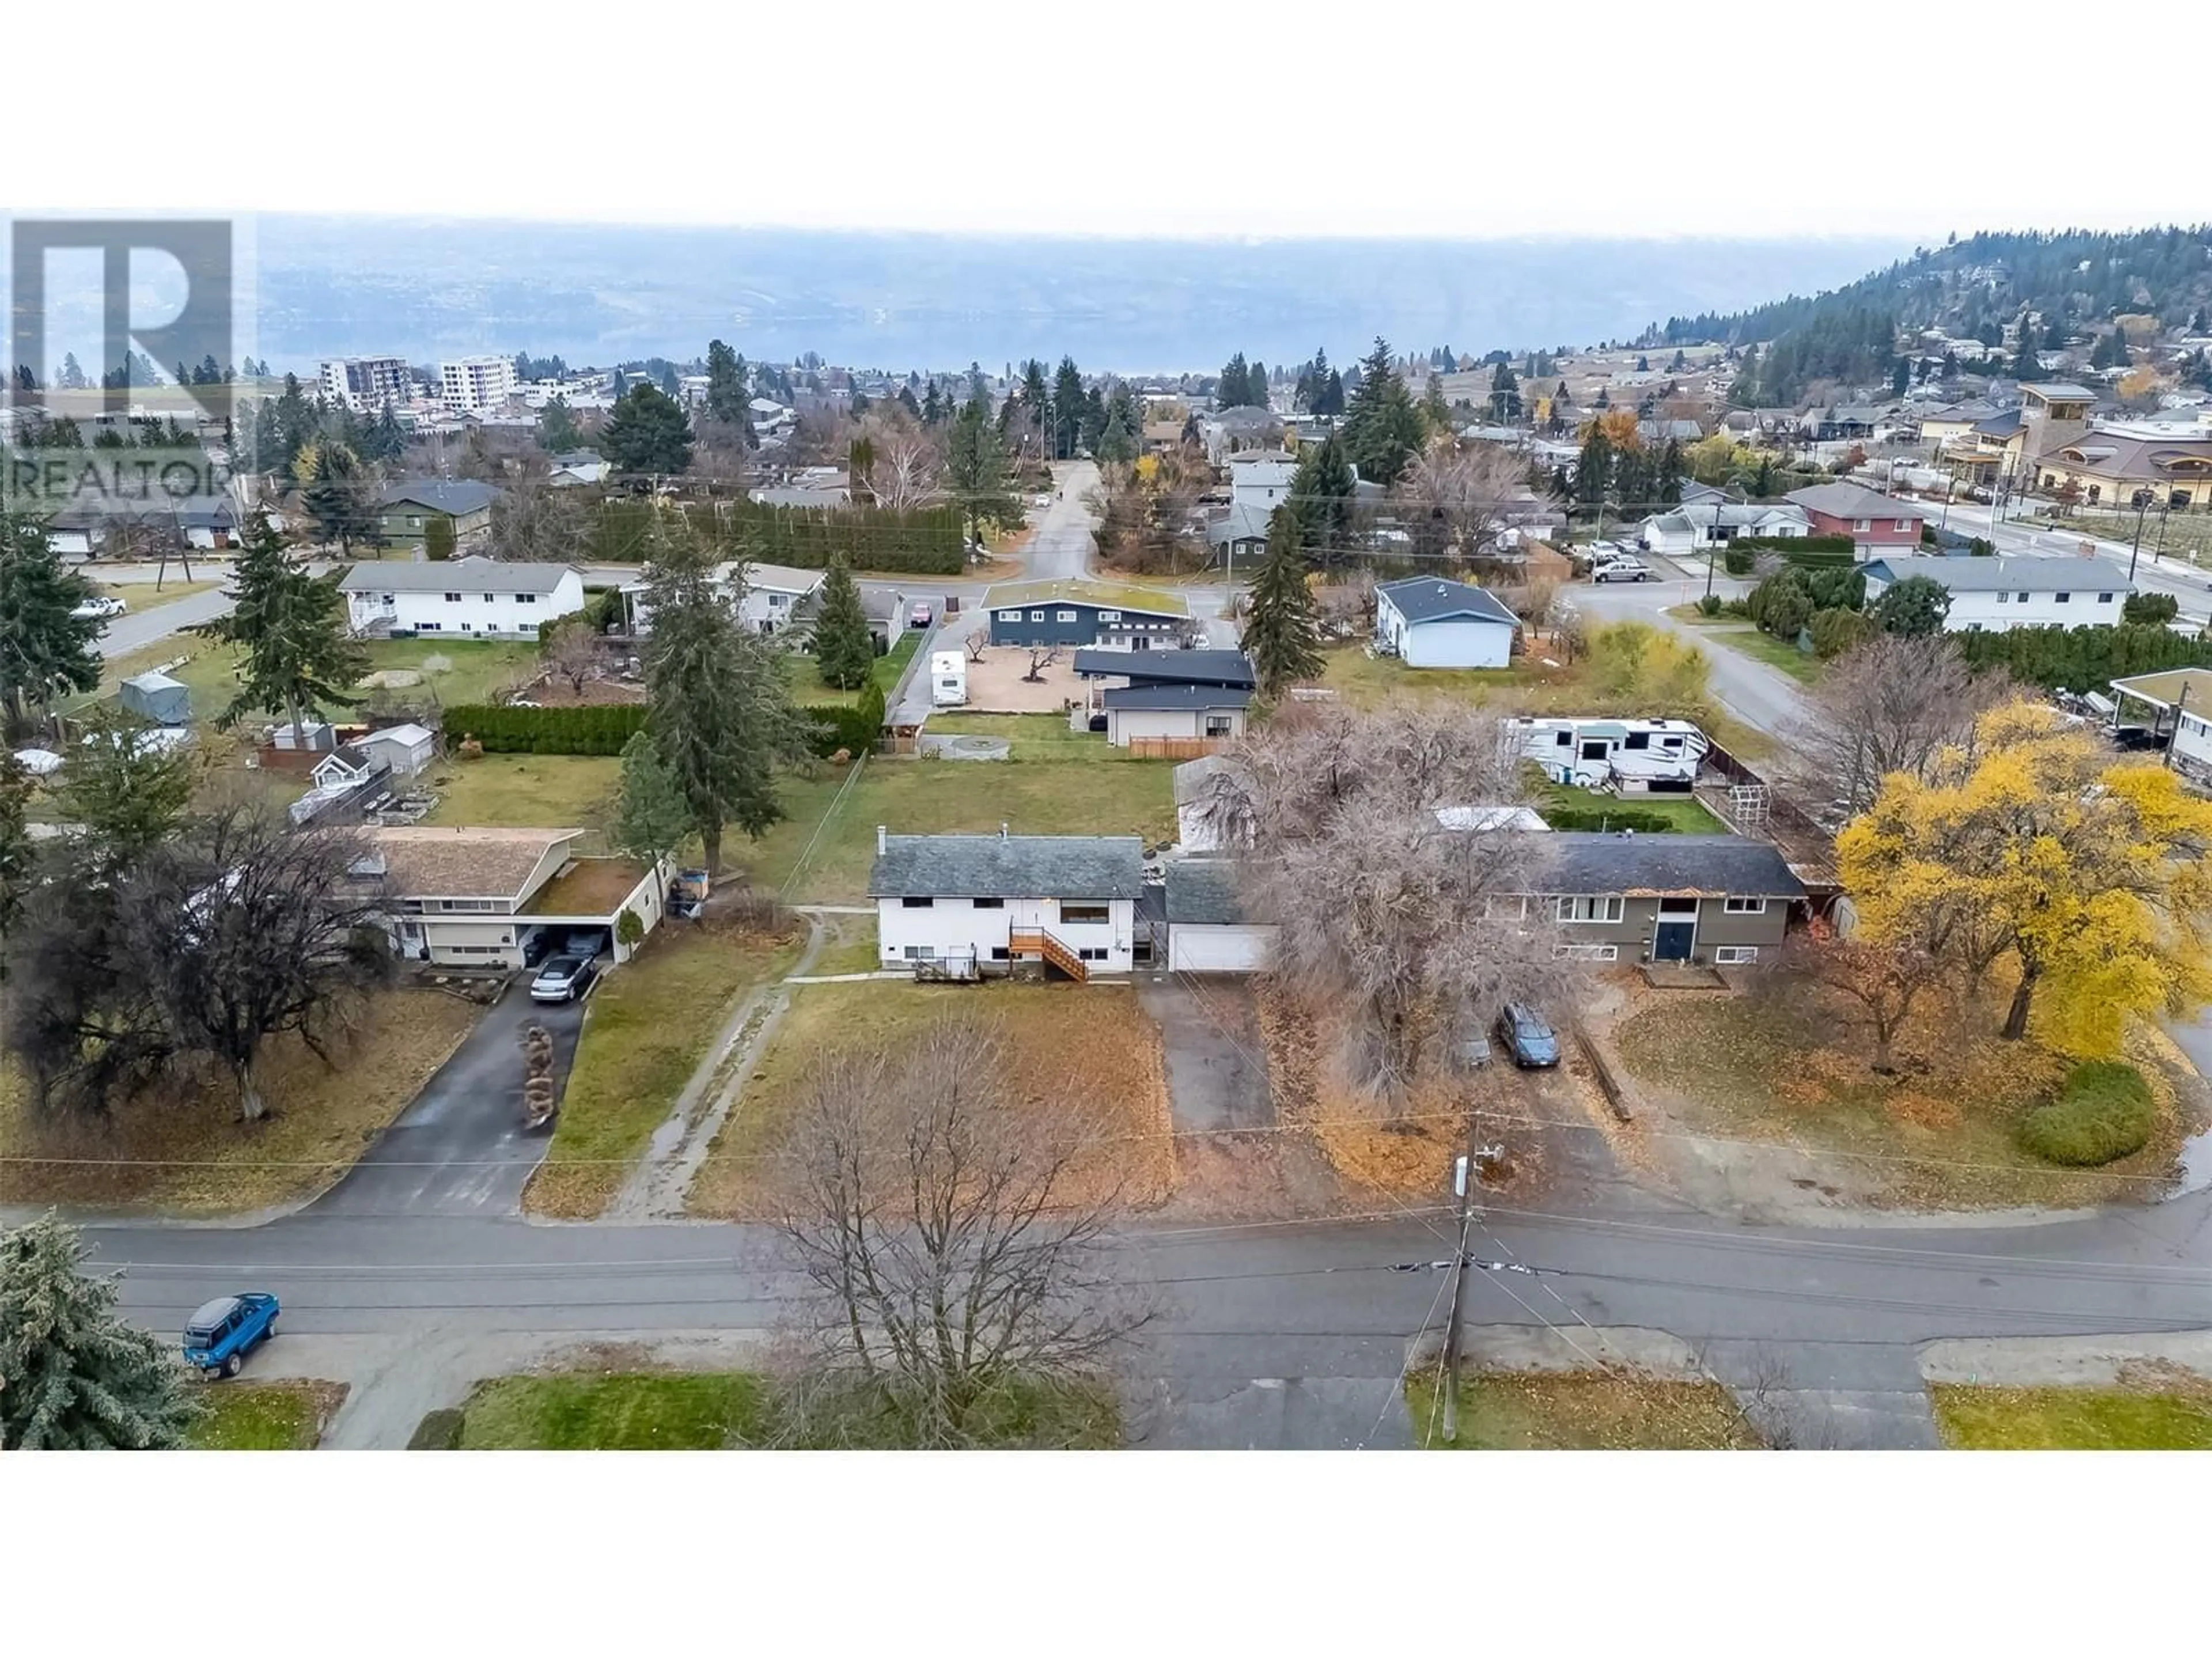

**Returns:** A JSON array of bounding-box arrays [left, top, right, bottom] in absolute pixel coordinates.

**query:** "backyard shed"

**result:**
[[119, 670, 190, 727]]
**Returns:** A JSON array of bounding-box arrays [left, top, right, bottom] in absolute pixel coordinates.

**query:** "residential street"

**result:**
[[1575, 569, 1812, 739], [94, 584, 236, 659]]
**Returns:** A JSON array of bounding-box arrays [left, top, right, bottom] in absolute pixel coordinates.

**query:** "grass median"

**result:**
[[187, 1381, 349, 1449]]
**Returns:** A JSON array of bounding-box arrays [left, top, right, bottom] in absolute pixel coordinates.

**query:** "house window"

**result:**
[[2016, 592, 2029, 603], [1555, 944, 1619, 962], [2055, 592, 2070, 604], [900, 896, 934, 908], [2097, 592, 2114, 604], [1723, 896, 1767, 914], [1059, 903, 1109, 924], [1714, 946, 1760, 965], [1077, 947, 1107, 961], [990, 946, 1010, 961], [903, 945, 933, 960], [1204, 715, 1234, 737], [1894, 520, 1913, 533], [1056, 609, 1078, 622], [518, 593, 537, 604], [1851, 518, 1872, 533], [972, 897, 1005, 909], [437, 899, 499, 912], [1099, 609, 1122, 622], [418, 622, 442, 632], [1555, 895, 1623, 924], [998, 609, 1021, 622], [1997, 590, 2009, 603], [1029, 611, 1045, 622], [443, 592, 463, 603], [483, 593, 496, 603]]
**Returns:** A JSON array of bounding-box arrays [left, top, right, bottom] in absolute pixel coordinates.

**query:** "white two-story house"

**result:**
[[1860, 554, 2132, 632], [869, 828, 1146, 981], [619, 560, 827, 637], [339, 556, 585, 639]]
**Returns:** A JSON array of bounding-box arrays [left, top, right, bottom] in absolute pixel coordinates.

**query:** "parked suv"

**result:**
[[182, 1293, 279, 1378], [1495, 1003, 1561, 1069], [530, 955, 597, 1003]]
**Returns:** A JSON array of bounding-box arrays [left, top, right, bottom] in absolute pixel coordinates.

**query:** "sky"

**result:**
[[16, 3, 2200, 245]]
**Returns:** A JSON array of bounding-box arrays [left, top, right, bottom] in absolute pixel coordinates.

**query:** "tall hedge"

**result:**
[[1722, 535, 1857, 575], [443, 703, 648, 755], [587, 497, 965, 574], [1955, 623, 2212, 692]]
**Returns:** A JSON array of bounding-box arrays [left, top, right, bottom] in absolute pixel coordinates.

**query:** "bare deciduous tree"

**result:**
[[772, 1017, 1148, 1448], [487, 481, 592, 565], [1785, 634, 2012, 819], [1775, 930, 1946, 1075], [1023, 645, 1060, 682], [1396, 438, 1550, 567], [964, 632, 989, 664], [543, 621, 606, 696], [858, 416, 941, 511], [1208, 702, 1575, 1111]]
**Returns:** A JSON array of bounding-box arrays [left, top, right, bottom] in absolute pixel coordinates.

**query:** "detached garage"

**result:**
[[1373, 577, 1519, 669], [1164, 858, 1275, 973]]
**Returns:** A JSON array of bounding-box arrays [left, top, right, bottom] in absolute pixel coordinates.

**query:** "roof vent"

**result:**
[[876, 824, 887, 855], [1000, 822, 1009, 839]]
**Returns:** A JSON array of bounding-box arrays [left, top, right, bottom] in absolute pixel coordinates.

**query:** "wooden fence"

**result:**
[[1126, 736, 1226, 760]]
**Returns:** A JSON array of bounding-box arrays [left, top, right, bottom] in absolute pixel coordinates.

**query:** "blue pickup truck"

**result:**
[[182, 1293, 280, 1379]]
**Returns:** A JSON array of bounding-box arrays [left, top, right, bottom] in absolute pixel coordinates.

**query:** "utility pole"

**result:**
[[2130, 492, 2152, 581], [2168, 681, 2189, 772], [1438, 1072, 1502, 1445]]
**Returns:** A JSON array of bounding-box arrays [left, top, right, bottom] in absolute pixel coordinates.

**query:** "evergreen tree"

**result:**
[[921, 380, 946, 425], [1080, 385, 1107, 455], [612, 729, 690, 910], [0, 1214, 198, 1449], [1218, 353, 1251, 408], [537, 394, 583, 453], [192, 509, 368, 740], [1488, 361, 1521, 422], [52, 706, 198, 869], [1320, 368, 1345, 416], [1422, 374, 1452, 436], [1288, 433, 1357, 565], [812, 557, 876, 691], [1242, 506, 1325, 696], [2014, 335, 2042, 380], [1250, 360, 1270, 407], [1018, 358, 1050, 443], [1574, 429, 1615, 507], [601, 383, 695, 477], [297, 440, 380, 555], [704, 338, 753, 438], [642, 527, 808, 873], [0, 510, 103, 729], [1654, 438, 1685, 506], [944, 394, 1021, 546], [1340, 336, 1423, 486], [1050, 357, 1085, 459], [0, 756, 36, 982]]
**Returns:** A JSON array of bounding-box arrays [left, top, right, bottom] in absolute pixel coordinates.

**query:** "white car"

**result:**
[[70, 594, 127, 620]]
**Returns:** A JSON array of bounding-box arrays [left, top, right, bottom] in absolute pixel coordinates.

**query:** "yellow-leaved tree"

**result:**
[[1836, 701, 2212, 1055]]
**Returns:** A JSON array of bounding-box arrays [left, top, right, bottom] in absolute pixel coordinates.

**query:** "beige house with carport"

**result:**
[[359, 825, 665, 969]]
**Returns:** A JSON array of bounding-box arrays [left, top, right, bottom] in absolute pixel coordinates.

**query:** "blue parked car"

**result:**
[[182, 1293, 279, 1378], [1495, 1003, 1561, 1069]]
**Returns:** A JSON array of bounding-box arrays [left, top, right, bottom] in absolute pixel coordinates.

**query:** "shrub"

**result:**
[[1695, 593, 1724, 616], [1809, 607, 1877, 658], [616, 907, 645, 948], [799, 702, 882, 759], [407, 1408, 465, 1450], [1955, 623, 2212, 691], [442, 702, 649, 755], [2017, 1062, 2156, 1166], [1722, 533, 1856, 575], [2122, 592, 2180, 626], [1538, 805, 1686, 834]]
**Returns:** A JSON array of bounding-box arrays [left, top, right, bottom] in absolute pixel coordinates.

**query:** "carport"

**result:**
[[518, 858, 662, 964]]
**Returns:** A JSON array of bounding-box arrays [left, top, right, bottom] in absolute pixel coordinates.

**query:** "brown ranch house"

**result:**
[[1515, 832, 1805, 967]]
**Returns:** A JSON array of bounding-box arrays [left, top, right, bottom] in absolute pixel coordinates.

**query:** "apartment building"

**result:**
[[319, 356, 413, 412], [440, 355, 518, 413]]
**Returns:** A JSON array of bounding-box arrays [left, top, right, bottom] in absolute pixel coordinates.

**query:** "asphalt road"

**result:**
[[96, 585, 236, 659], [1575, 570, 1810, 738]]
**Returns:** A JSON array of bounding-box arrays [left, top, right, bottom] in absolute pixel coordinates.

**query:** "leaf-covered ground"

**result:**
[[1406, 1370, 1760, 1450]]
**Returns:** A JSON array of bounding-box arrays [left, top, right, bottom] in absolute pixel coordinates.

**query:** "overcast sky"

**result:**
[[17, 2, 2197, 243]]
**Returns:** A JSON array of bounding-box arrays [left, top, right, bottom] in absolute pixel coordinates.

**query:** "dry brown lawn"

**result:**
[[1611, 980, 2199, 1210], [1406, 1370, 1762, 1449], [0, 990, 479, 1215], [685, 980, 1175, 1218], [960, 645, 1088, 713]]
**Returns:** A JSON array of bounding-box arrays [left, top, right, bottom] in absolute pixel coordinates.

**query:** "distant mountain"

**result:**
[[248, 217, 1910, 375], [1659, 226, 2212, 403]]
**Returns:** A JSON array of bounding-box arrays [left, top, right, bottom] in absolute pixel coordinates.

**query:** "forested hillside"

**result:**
[[1657, 227, 2212, 404]]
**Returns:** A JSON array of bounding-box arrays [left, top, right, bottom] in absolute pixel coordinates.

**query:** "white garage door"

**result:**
[[1169, 925, 1274, 973]]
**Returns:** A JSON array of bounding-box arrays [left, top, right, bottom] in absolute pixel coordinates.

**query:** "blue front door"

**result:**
[[1653, 919, 1695, 961]]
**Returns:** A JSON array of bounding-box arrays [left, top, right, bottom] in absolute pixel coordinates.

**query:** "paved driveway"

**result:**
[[309, 984, 585, 1218]]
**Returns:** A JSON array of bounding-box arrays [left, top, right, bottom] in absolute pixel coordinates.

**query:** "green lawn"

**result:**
[[187, 1381, 348, 1449], [1406, 1372, 1759, 1449], [525, 918, 802, 1218], [1318, 647, 1535, 707], [419, 753, 620, 842], [1698, 624, 1824, 684], [1931, 1383, 2212, 1449], [732, 755, 1176, 902], [458, 1372, 771, 1449], [805, 916, 884, 977], [77, 635, 541, 718], [448, 1368, 1119, 1448], [781, 632, 921, 709], [1535, 780, 1725, 834]]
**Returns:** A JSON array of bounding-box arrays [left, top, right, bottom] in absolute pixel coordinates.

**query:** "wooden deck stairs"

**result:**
[[1009, 928, 1087, 982]]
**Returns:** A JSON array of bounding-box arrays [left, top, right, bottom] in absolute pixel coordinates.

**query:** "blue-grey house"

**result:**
[[986, 579, 1193, 649]]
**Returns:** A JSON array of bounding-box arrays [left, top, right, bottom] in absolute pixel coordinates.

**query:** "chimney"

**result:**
[[999, 822, 1009, 839], [876, 824, 887, 855]]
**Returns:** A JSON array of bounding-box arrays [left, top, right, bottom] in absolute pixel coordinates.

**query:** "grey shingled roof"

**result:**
[[1785, 482, 1921, 522], [1543, 833, 1805, 900], [1375, 576, 1518, 627], [336, 555, 576, 594], [1863, 554, 2130, 593], [1101, 684, 1253, 712], [869, 834, 1145, 900], [374, 478, 499, 515], [1074, 649, 1256, 688], [1165, 858, 1247, 925]]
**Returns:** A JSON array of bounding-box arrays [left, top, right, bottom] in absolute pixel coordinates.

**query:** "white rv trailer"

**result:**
[[1506, 715, 1709, 791]]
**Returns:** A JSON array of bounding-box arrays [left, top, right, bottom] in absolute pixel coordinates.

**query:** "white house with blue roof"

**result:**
[[1373, 576, 1520, 669]]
